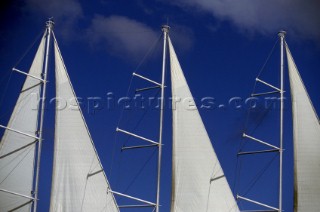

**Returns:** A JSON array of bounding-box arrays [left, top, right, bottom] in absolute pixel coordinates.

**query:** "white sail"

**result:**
[[0, 34, 46, 211], [286, 44, 320, 212], [168, 37, 239, 212], [49, 35, 118, 212]]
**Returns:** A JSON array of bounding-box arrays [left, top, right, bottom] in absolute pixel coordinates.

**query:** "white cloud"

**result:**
[[87, 15, 195, 61], [87, 15, 160, 61], [173, 0, 320, 41]]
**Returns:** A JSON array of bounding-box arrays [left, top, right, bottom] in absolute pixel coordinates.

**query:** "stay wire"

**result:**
[[109, 32, 162, 180], [114, 32, 162, 132], [123, 148, 157, 194], [240, 37, 279, 150], [0, 29, 45, 117], [115, 33, 163, 130], [123, 89, 160, 147], [241, 153, 278, 197], [0, 80, 42, 120], [235, 36, 279, 198], [243, 37, 279, 133], [238, 103, 274, 152], [13, 30, 45, 68], [256, 38, 279, 79], [0, 71, 13, 111]]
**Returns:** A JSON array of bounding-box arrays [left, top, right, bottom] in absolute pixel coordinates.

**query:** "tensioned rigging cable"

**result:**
[[0, 29, 44, 119], [123, 89, 161, 147], [239, 37, 279, 152], [243, 37, 279, 134], [123, 148, 157, 194], [109, 32, 163, 189], [234, 36, 282, 205], [242, 153, 278, 196]]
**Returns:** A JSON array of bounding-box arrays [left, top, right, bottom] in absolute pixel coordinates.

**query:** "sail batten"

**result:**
[[169, 37, 239, 212], [286, 43, 320, 212], [49, 34, 118, 211], [0, 33, 46, 212]]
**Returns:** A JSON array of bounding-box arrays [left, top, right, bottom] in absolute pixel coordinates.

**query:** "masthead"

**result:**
[[161, 25, 170, 33], [46, 18, 55, 29], [278, 30, 286, 38]]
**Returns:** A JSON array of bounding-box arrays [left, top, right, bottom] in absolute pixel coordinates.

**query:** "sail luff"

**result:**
[[50, 33, 118, 211], [286, 43, 320, 212], [0, 33, 46, 212], [168, 36, 239, 212]]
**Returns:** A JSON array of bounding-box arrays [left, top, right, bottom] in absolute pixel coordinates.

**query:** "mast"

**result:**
[[237, 32, 287, 211], [278, 30, 286, 212], [33, 19, 54, 212], [156, 24, 169, 212]]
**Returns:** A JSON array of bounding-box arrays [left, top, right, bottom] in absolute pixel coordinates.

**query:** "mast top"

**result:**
[[161, 25, 170, 33], [278, 30, 286, 38], [46, 18, 55, 29]]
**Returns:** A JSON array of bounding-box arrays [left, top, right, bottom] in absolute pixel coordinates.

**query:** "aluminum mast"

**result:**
[[33, 19, 53, 212]]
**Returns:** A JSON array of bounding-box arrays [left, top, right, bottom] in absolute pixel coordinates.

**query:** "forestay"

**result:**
[[169, 37, 239, 212], [0, 34, 46, 211], [49, 35, 118, 212], [286, 44, 320, 212]]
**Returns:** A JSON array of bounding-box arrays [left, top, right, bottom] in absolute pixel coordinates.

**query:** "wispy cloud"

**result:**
[[172, 0, 320, 42], [87, 15, 160, 61], [25, 0, 83, 38], [168, 24, 194, 53]]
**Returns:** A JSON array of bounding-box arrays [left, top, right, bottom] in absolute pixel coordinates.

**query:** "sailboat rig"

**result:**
[[112, 25, 239, 211], [0, 20, 118, 211], [236, 32, 320, 211], [0, 20, 319, 212]]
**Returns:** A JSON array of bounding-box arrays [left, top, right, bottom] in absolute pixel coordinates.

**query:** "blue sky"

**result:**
[[1, 0, 320, 211]]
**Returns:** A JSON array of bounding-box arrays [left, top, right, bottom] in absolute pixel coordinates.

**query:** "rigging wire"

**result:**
[[234, 36, 282, 206], [256, 38, 279, 79], [0, 71, 13, 113], [241, 153, 278, 197], [0, 76, 41, 120], [109, 33, 163, 185], [243, 37, 279, 133], [14, 30, 45, 68], [238, 38, 279, 153], [123, 89, 161, 147], [0, 29, 45, 119], [123, 148, 157, 194], [239, 37, 279, 150]]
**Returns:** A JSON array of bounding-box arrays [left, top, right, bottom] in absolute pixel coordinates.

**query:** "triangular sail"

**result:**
[[0, 34, 46, 211], [286, 44, 320, 212], [169, 37, 239, 212], [49, 35, 118, 211]]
